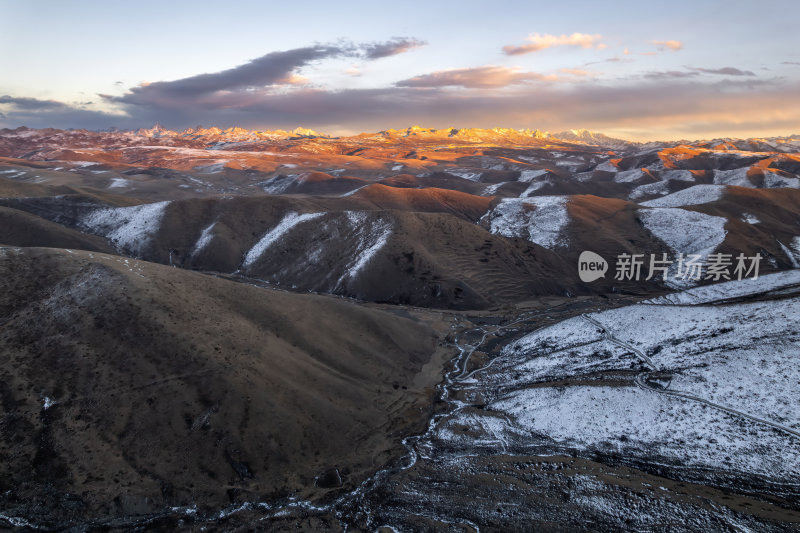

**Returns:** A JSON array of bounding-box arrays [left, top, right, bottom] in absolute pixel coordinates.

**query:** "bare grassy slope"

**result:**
[[0, 246, 447, 526], [0, 207, 114, 252]]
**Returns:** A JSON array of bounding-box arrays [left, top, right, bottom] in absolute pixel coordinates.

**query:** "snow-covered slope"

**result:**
[[242, 212, 324, 268], [442, 273, 800, 486], [639, 207, 727, 258], [640, 184, 726, 208], [485, 196, 569, 249], [81, 201, 171, 257]]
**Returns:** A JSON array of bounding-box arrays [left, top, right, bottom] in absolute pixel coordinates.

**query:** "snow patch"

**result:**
[[107, 177, 131, 188], [486, 196, 569, 249], [594, 160, 617, 172], [339, 185, 367, 197], [519, 179, 551, 198], [645, 270, 800, 305], [242, 212, 324, 268], [660, 169, 695, 182], [613, 168, 646, 183], [741, 213, 760, 224], [639, 207, 727, 258], [481, 182, 506, 196], [763, 171, 800, 188], [453, 285, 800, 481], [193, 161, 229, 173], [191, 223, 216, 257], [640, 185, 726, 208], [336, 212, 392, 286], [628, 180, 671, 201], [713, 167, 752, 187], [517, 169, 548, 183], [777, 239, 800, 268], [81, 201, 171, 256], [639, 207, 728, 286], [448, 170, 482, 182], [261, 174, 297, 194]]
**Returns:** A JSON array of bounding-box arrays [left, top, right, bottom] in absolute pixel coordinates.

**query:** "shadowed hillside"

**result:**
[[0, 246, 449, 527]]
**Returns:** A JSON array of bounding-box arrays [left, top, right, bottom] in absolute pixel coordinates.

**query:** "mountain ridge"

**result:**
[[3, 124, 800, 151]]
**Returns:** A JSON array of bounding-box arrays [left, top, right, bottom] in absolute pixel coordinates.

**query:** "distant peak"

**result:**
[[291, 126, 319, 137], [553, 129, 631, 147]]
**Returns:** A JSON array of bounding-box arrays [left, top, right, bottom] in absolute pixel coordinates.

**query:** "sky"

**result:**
[[1, 0, 799, 141]]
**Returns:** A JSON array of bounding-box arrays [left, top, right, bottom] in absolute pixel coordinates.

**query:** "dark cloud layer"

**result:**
[[363, 37, 425, 59], [115, 45, 353, 105], [0, 95, 127, 130], [690, 67, 755, 76], [645, 66, 757, 80], [107, 41, 425, 111], [0, 95, 71, 110], [396, 66, 555, 88], [645, 70, 700, 80]]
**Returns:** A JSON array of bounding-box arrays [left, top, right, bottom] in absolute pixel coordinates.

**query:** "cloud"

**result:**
[[503, 33, 604, 55], [396, 66, 557, 88], [585, 56, 634, 66], [109, 41, 427, 111], [782, 61, 800, 66], [690, 67, 755, 76], [645, 67, 756, 80], [560, 68, 590, 76], [113, 45, 355, 107], [0, 95, 70, 110], [652, 40, 683, 51], [644, 70, 699, 80], [362, 37, 425, 59], [278, 73, 311, 85], [0, 95, 127, 129]]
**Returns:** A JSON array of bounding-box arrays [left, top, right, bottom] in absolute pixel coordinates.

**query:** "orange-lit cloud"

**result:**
[[503, 33, 604, 55], [560, 68, 590, 76], [396, 66, 558, 88], [653, 40, 683, 51], [276, 73, 310, 85]]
